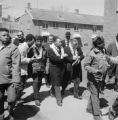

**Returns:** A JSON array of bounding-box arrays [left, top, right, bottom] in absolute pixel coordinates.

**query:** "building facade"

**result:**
[[17, 7, 103, 47], [104, 0, 118, 45], [0, 5, 20, 37]]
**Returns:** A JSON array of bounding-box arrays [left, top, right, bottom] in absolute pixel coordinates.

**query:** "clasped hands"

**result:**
[[72, 56, 80, 66], [30, 56, 42, 62], [61, 53, 68, 59]]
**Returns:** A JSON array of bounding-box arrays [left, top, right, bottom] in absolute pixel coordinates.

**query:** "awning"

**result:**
[[41, 31, 50, 36]]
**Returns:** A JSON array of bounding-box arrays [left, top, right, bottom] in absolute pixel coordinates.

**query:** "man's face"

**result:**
[[35, 39, 42, 47], [28, 39, 35, 47], [55, 38, 62, 48], [72, 39, 78, 49], [66, 35, 70, 40], [97, 43, 105, 50], [48, 36, 53, 44], [0, 31, 10, 44], [17, 32, 24, 40]]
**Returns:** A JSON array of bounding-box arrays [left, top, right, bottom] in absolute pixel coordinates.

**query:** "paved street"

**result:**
[[10, 76, 118, 120]]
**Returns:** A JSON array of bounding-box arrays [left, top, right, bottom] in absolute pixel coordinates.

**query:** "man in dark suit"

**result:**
[[48, 36, 67, 106], [61, 32, 72, 95], [107, 33, 118, 92], [43, 34, 54, 88], [61, 32, 71, 47]]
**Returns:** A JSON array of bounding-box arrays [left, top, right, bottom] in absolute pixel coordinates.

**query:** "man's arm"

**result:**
[[84, 52, 98, 73], [12, 47, 21, 83]]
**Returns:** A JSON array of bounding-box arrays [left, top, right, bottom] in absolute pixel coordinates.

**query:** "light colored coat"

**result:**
[[18, 42, 31, 76], [0, 43, 21, 84]]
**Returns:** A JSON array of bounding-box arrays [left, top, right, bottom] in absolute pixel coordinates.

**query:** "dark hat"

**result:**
[[65, 32, 71, 36], [93, 36, 104, 47]]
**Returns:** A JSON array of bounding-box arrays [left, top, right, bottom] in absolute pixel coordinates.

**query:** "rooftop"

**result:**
[[27, 8, 103, 26]]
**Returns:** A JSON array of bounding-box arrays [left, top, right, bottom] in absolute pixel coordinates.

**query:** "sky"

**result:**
[[1, 0, 104, 18]]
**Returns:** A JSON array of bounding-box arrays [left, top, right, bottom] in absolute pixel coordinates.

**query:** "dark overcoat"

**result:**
[[48, 47, 65, 86]]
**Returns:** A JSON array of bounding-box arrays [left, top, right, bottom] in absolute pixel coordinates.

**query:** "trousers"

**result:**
[[32, 72, 43, 100], [54, 86, 62, 102], [87, 81, 101, 116], [0, 83, 17, 120]]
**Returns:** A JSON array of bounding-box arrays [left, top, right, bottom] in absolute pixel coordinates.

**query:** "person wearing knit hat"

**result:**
[[84, 36, 109, 120]]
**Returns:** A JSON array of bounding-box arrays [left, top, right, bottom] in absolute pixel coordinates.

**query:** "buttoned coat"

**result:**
[[0, 43, 21, 84]]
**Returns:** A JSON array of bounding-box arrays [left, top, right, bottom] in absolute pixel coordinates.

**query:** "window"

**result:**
[[42, 23, 48, 29], [93, 25, 97, 32], [65, 23, 70, 29], [53, 22, 58, 28], [74, 25, 79, 31]]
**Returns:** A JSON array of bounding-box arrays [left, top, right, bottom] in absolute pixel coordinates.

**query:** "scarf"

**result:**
[[33, 45, 43, 59], [69, 42, 78, 59], [50, 43, 65, 57]]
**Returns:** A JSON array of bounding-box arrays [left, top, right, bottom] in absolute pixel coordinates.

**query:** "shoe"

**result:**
[[108, 108, 115, 120], [35, 100, 40, 106], [5, 115, 14, 120], [57, 100, 62, 107], [93, 115, 103, 120]]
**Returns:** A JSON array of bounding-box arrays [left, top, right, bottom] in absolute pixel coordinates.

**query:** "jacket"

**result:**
[[0, 43, 21, 84], [84, 48, 109, 82], [18, 42, 31, 76]]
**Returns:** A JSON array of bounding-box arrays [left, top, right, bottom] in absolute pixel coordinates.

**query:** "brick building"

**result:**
[[0, 5, 20, 37], [16, 4, 103, 47], [104, 0, 118, 45]]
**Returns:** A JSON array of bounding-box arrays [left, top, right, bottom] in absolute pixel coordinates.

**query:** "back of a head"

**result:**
[[53, 36, 59, 42], [93, 36, 104, 47], [0, 28, 9, 33]]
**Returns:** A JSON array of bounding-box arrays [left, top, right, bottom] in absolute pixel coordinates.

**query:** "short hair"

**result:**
[[0, 28, 9, 33], [53, 36, 60, 42], [35, 35, 43, 42], [18, 30, 24, 36], [65, 32, 71, 36], [25, 34, 35, 42]]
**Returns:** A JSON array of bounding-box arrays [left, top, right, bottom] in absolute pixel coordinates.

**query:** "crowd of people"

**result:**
[[0, 27, 118, 120]]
